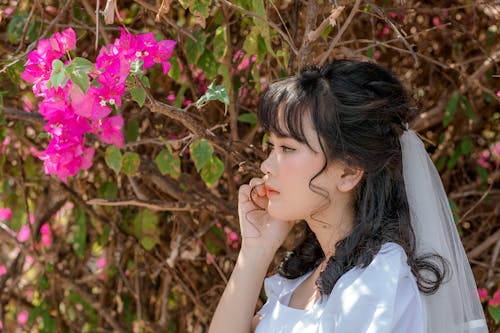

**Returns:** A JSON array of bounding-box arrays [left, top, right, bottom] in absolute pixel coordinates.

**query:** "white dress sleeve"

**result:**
[[256, 273, 287, 316], [321, 242, 426, 333]]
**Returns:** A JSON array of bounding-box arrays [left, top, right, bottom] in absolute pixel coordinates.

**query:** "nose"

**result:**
[[260, 153, 274, 176]]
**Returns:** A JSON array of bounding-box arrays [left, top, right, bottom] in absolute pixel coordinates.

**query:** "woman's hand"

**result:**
[[238, 177, 294, 255]]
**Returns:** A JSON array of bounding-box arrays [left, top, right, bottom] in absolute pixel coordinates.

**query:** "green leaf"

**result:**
[[49, 59, 69, 89], [443, 91, 460, 127], [196, 82, 229, 107], [191, 0, 211, 18], [185, 31, 206, 64], [70, 57, 94, 72], [237, 112, 257, 125], [125, 118, 139, 143], [66, 57, 93, 94], [488, 305, 500, 325], [446, 149, 460, 170], [73, 207, 87, 259], [213, 26, 227, 61], [168, 57, 181, 82], [262, 133, 270, 151], [105, 146, 122, 173], [98, 181, 118, 199], [132, 210, 159, 251], [7, 60, 25, 85], [459, 95, 477, 123], [197, 50, 218, 79], [243, 28, 260, 58], [139, 74, 150, 88], [7, 14, 32, 44], [155, 148, 181, 178], [52, 59, 63, 72], [190, 139, 214, 172], [122, 152, 141, 175], [448, 198, 459, 223], [475, 166, 488, 183], [68, 70, 90, 94], [130, 86, 146, 107], [200, 155, 224, 187], [459, 137, 473, 155]]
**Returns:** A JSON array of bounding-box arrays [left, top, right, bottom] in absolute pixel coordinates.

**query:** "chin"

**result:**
[[268, 205, 302, 222]]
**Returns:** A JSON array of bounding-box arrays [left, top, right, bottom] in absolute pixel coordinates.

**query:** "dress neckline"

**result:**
[[277, 270, 321, 312]]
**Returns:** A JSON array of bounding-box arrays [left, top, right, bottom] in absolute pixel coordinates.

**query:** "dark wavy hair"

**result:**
[[253, 59, 448, 296]]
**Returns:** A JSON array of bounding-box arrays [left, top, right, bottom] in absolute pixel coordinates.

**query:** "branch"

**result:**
[[319, 0, 362, 65], [2, 107, 44, 125], [217, 0, 299, 55], [57, 274, 128, 333], [87, 198, 199, 211]]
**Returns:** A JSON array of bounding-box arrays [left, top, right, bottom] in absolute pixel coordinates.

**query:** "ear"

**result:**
[[337, 164, 364, 193]]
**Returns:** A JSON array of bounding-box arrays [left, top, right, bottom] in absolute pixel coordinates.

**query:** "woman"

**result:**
[[208, 60, 487, 333]]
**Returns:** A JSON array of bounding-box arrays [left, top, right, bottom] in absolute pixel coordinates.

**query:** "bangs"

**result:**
[[257, 78, 311, 147]]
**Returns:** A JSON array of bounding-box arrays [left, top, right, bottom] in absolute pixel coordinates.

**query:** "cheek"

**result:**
[[268, 157, 327, 220]]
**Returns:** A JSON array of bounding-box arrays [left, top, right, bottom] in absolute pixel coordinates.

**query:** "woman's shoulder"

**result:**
[[330, 242, 413, 298], [323, 242, 425, 332]]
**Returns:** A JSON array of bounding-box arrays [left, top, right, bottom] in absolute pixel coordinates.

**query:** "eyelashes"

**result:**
[[267, 142, 295, 153]]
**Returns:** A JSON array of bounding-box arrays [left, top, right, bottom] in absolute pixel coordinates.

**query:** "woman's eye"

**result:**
[[267, 142, 294, 153]]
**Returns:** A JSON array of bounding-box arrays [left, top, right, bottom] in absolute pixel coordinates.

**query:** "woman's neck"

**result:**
[[305, 198, 355, 258]]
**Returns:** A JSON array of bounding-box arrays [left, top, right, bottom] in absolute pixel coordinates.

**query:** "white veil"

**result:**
[[400, 125, 488, 333]]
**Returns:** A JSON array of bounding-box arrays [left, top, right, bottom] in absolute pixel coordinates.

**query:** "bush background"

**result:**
[[0, 0, 499, 332]]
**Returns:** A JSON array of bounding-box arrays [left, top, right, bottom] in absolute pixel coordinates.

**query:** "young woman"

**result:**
[[208, 60, 487, 333]]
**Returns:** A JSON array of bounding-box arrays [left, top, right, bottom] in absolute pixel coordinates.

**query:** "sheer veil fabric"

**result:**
[[400, 125, 488, 332]]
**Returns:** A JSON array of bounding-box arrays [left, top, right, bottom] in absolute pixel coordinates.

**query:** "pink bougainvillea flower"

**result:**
[[38, 87, 70, 122], [0, 208, 12, 221], [21, 28, 176, 183], [432, 16, 442, 26], [95, 115, 124, 147], [17, 225, 31, 243], [477, 150, 491, 168], [1, 136, 10, 153], [380, 25, 390, 37], [489, 290, 500, 307], [0, 265, 7, 276], [97, 257, 107, 270], [40, 223, 53, 248], [17, 310, 28, 325], [96, 73, 126, 107], [38, 135, 94, 182], [0, 319, 3, 330], [50, 28, 76, 54], [496, 90, 500, 98], [70, 85, 112, 120], [156, 40, 176, 74], [136, 32, 158, 69], [478, 288, 488, 302]]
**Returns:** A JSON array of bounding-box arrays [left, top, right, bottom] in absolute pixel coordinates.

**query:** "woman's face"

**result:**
[[260, 115, 344, 222]]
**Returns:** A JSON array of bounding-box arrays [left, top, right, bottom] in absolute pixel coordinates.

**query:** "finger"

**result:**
[[249, 178, 266, 196], [248, 177, 264, 188], [238, 184, 250, 200]]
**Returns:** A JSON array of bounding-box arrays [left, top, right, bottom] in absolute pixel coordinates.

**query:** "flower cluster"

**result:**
[[21, 28, 176, 182], [479, 288, 500, 307], [477, 142, 500, 170]]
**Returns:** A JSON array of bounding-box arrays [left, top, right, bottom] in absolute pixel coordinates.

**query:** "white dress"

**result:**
[[255, 242, 426, 333]]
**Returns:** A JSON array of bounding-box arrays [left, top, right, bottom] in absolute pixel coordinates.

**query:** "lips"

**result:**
[[264, 184, 280, 195]]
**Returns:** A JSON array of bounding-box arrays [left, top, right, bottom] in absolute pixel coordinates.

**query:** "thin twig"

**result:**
[[319, 0, 362, 65], [217, 0, 299, 55], [87, 198, 199, 211]]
